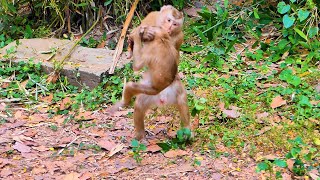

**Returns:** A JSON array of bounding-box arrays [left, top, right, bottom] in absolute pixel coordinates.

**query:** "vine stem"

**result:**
[[47, 11, 101, 83]]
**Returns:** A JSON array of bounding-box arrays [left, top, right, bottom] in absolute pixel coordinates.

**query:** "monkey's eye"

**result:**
[[167, 18, 171, 22], [173, 23, 177, 26]]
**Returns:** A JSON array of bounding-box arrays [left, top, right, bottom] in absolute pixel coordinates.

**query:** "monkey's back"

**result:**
[[140, 11, 160, 26], [146, 39, 178, 91]]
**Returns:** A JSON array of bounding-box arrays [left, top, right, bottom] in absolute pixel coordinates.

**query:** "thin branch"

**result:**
[[108, 0, 140, 74]]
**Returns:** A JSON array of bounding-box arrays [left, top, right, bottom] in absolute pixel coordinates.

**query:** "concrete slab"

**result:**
[[0, 38, 129, 89]]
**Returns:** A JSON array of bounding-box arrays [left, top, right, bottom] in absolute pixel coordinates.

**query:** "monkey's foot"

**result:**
[[134, 131, 146, 140], [106, 101, 125, 115]]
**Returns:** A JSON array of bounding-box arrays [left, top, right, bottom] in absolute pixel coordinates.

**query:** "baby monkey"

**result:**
[[127, 5, 184, 60]]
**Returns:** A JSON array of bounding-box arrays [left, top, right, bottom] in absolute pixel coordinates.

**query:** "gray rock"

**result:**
[[0, 38, 129, 89]]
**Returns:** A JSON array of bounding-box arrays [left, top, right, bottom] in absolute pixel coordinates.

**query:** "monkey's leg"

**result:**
[[176, 86, 191, 129], [108, 80, 164, 115], [133, 94, 154, 140], [123, 82, 162, 105]]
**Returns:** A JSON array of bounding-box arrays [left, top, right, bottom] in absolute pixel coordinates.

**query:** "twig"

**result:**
[[58, 17, 100, 68], [0, 98, 22, 103], [108, 0, 140, 74], [57, 136, 82, 155]]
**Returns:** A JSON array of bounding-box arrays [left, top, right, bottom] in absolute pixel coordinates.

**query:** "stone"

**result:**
[[0, 38, 129, 89]]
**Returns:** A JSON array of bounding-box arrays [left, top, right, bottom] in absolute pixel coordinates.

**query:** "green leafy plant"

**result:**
[[190, 97, 207, 117], [277, 0, 319, 39], [131, 139, 146, 164], [157, 127, 193, 152], [279, 69, 301, 87], [182, 3, 246, 70], [256, 137, 318, 178], [285, 136, 317, 176]]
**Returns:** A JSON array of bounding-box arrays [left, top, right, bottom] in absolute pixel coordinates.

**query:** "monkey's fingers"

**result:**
[[139, 26, 155, 41]]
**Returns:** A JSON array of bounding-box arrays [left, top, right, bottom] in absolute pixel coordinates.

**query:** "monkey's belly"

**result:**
[[155, 86, 178, 106]]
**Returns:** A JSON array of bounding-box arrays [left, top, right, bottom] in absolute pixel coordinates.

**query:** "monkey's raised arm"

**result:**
[[131, 27, 147, 71]]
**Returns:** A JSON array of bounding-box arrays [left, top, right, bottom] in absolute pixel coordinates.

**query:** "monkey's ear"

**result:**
[[160, 5, 174, 12], [179, 12, 184, 18]]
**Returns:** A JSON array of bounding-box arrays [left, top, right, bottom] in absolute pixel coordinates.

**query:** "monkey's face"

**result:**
[[160, 12, 183, 35]]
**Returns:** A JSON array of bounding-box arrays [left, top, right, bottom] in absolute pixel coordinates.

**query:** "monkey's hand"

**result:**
[[139, 26, 156, 41]]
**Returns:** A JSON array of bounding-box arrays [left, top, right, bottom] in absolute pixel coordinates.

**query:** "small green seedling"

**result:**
[[131, 139, 146, 164]]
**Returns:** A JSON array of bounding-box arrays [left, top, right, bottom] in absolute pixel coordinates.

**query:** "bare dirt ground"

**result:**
[[0, 102, 261, 180]]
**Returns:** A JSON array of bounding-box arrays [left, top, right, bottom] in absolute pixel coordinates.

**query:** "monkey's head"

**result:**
[[158, 5, 184, 35]]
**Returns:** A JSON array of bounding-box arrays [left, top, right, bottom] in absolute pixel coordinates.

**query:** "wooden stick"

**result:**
[[108, 0, 140, 74]]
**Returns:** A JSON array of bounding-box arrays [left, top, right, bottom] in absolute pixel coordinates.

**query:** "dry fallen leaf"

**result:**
[[0, 102, 6, 111], [270, 96, 287, 109], [256, 112, 269, 119], [257, 83, 279, 88], [97, 139, 116, 151], [63, 172, 80, 180], [223, 109, 241, 119], [308, 169, 319, 180], [310, 100, 320, 106], [23, 129, 37, 137], [79, 172, 93, 180], [7, 121, 26, 129], [1, 82, 10, 88], [281, 173, 292, 180], [14, 110, 24, 119], [0, 168, 12, 178], [13, 135, 34, 143], [286, 159, 295, 171], [75, 111, 92, 120], [97, 41, 106, 48], [59, 137, 73, 144], [60, 97, 72, 110], [146, 144, 161, 153], [53, 114, 66, 125], [261, 154, 279, 160], [47, 72, 59, 83], [43, 161, 57, 175], [41, 93, 53, 103], [255, 126, 271, 136], [164, 149, 188, 158], [109, 158, 137, 174], [32, 166, 47, 175], [13, 142, 31, 153], [32, 145, 50, 152], [218, 102, 225, 111], [108, 143, 125, 157], [89, 129, 106, 137], [184, 7, 201, 17], [29, 114, 46, 123], [281, 51, 289, 60], [191, 117, 199, 130], [20, 79, 28, 89]]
